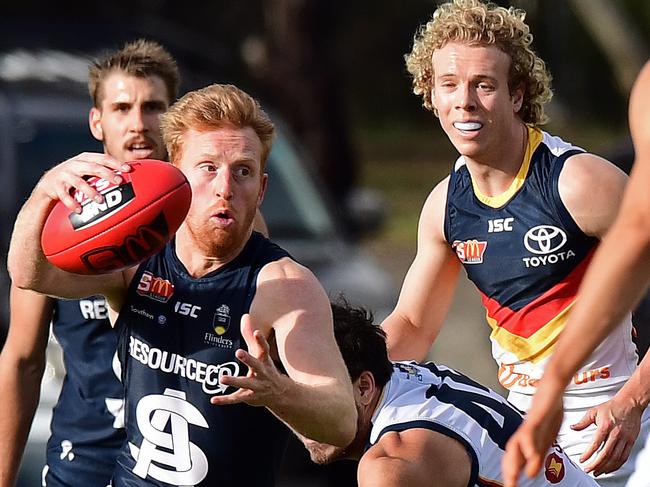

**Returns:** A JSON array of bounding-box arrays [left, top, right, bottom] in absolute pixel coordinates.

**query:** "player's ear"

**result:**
[[511, 85, 524, 113], [257, 172, 268, 206], [356, 371, 376, 407], [89, 107, 104, 141]]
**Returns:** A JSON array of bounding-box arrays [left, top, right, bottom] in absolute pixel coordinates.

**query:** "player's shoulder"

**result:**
[[418, 176, 450, 233], [255, 256, 327, 308], [428, 175, 451, 204], [258, 256, 313, 282], [360, 428, 471, 487], [558, 151, 627, 233]]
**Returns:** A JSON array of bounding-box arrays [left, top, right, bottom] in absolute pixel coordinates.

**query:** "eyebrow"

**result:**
[[436, 73, 499, 83], [195, 153, 258, 163], [108, 99, 168, 109]]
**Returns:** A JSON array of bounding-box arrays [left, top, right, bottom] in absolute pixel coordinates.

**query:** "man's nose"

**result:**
[[214, 169, 234, 200], [455, 83, 476, 111], [129, 108, 146, 132]]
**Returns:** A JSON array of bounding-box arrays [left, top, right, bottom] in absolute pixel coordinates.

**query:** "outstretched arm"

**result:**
[[0, 287, 53, 487], [8, 152, 131, 302], [503, 61, 650, 486], [382, 178, 461, 361], [211, 258, 356, 447]]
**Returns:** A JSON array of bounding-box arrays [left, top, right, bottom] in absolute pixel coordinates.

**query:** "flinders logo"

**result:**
[[204, 304, 234, 349], [213, 304, 231, 335]]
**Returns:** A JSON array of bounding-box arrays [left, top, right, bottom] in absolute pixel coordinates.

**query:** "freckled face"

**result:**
[[175, 126, 267, 257], [431, 42, 523, 162]]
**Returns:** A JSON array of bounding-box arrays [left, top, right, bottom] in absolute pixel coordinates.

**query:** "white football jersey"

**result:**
[[369, 362, 598, 486]]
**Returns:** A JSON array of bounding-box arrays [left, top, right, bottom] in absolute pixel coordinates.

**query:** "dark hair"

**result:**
[[88, 39, 180, 107], [331, 298, 393, 387]]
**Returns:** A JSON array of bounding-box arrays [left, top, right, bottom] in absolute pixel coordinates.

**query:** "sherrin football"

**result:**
[[41, 159, 191, 274]]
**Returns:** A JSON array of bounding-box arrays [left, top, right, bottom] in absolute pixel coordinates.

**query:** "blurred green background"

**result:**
[[3, 0, 649, 386]]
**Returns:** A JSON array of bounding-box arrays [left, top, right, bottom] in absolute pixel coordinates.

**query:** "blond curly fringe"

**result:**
[[405, 0, 552, 125]]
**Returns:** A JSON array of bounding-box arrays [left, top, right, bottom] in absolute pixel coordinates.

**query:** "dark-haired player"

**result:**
[[290, 300, 598, 486]]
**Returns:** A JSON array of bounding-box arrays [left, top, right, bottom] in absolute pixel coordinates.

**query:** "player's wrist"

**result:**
[[614, 382, 650, 413]]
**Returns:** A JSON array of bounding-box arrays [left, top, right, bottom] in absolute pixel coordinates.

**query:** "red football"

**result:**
[[41, 159, 191, 274]]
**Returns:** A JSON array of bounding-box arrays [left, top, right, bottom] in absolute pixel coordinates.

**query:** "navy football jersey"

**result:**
[[444, 127, 638, 405], [113, 232, 291, 486], [44, 297, 125, 487]]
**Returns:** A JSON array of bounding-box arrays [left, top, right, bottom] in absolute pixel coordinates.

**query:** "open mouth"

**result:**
[[453, 121, 483, 132], [127, 141, 154, 158], [213, 209, 235, 226]]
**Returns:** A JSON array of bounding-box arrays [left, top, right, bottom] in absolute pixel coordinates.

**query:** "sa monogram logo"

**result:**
[[452, 239, 487, 264], [129, 388, 209, 485], [213, 304, 231, 335]]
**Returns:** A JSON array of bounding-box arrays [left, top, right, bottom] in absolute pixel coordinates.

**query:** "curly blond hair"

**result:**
[[160, 84, 274, 168], [405, 0, 552, 125]]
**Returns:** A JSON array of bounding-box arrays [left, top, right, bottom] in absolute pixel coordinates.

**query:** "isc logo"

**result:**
[[488, 217, 514, 233], [174, 302, 201, 318]]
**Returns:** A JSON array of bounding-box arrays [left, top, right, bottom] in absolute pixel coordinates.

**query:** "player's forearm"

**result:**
[[545, 223, 650, 388], [268, 377, 356, 447], [614, 348, 650, 411], [8, 190, 56, 291], [383, 313, 434, 362], [0, 355, 45, 487]]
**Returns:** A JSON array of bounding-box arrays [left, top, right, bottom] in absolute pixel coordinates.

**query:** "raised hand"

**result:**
[[210, 314, 289, 408], [36, 152, 130, 213]]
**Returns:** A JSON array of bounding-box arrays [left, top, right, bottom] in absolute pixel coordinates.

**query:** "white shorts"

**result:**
[[556, 405, 650, 487]]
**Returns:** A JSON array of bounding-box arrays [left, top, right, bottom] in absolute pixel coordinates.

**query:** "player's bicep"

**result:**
[[36, 268, 126, 303], [251, 260, 346, 386], [387, 179, 461, 344], [559, 153, 628, 238], [3, 285, 52, 363]]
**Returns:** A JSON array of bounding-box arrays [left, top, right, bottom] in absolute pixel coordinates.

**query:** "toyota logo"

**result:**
[[524, 225, 567, 254]]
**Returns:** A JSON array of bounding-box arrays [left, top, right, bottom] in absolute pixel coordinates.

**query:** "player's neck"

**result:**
[[464, 122, 528, 197], [348, 385, 386, 461], [174, 227, 252, 278]]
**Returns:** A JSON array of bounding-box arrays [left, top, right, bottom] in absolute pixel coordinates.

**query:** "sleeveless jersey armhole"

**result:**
[[373, 421, 479, 487], [550, 149, 587, 236], [443, 168, 461, 245]]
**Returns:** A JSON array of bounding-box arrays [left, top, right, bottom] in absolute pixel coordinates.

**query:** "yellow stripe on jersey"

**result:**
[[487, 300, 575, 363], [472, 126, 543, 208]]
